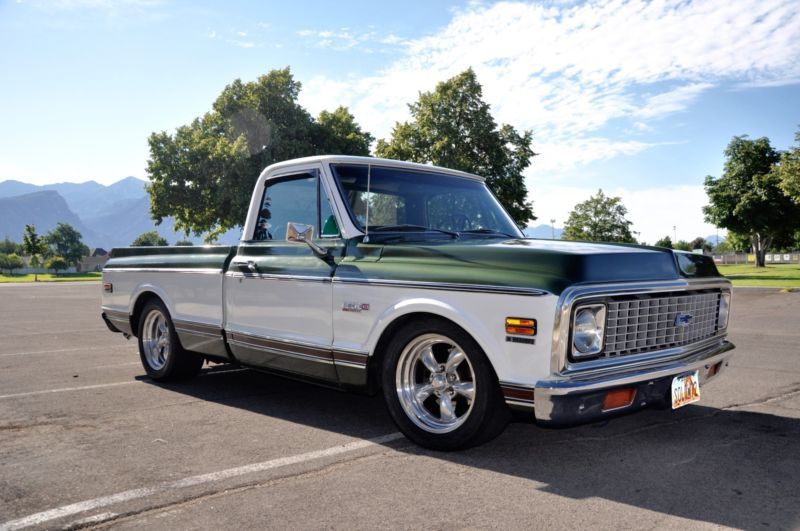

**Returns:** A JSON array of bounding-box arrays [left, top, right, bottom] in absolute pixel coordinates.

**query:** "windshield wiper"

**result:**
[[459, 228, 519, 239], [370, 224, 459, 238]]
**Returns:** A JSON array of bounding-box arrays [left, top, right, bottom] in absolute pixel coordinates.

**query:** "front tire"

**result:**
[[381, 318, 509, 450], [137, 299, 203, 381]]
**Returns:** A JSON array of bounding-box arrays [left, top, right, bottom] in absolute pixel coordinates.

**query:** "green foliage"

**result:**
[[654, 235, 673, 249], [0, 253, 24, 274], [44, 223, 89, 266], [777, 129, 800, 203], [44, 256, 69, 274], [132, 231, 168, 246], [673, 240, 692, 251], [22, 224, 47, 281], [562, 189, 636, 243], [689, 237, 713, 253], [703, 135, 800, 267], [175, 239, 194, 246], [375, 68, 536, 226], [146, 67, 373, 241], [0, 237, 22, 255]]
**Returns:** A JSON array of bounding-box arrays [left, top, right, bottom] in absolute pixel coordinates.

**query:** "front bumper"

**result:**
[[532, 338, 735, 425]]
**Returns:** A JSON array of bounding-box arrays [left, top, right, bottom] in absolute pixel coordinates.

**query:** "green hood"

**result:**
[[338, 238, 721, 295]]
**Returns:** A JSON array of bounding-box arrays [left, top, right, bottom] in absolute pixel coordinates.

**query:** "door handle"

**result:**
[[232, 259, 257, 272]]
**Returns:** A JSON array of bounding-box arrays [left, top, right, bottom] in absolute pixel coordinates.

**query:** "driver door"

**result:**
[[224, 167, 342, 382]]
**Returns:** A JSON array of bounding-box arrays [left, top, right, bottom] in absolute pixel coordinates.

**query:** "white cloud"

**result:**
[[531, 183, 722, 244], [298, 0, 800, 177], [296, 27, 405, 51]]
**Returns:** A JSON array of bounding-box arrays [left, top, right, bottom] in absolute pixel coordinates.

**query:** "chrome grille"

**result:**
[[602, 291, 720, 358]]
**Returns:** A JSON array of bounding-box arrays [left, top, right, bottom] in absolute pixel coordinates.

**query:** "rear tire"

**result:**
[[137, 299, 203, 381], [381, 318, 509, 450]]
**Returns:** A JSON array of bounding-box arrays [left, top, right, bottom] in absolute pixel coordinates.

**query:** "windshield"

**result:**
[[330, 164, 522, 238]]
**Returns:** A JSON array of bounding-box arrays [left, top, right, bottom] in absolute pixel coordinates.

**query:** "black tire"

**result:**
[[136, 299, 203, 381], [381, 318, 510, 450]]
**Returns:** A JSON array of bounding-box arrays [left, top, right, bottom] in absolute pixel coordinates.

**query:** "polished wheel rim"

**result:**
[[396, 333, 476, 434], [142, 309, 170, 371]]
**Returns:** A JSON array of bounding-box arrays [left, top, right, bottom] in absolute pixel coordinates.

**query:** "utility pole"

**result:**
[[673, 225, 677, 242], [550, 219, 556, 239]]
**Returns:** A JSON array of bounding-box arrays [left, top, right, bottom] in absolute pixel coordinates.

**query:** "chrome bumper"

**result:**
[[533, 339, 735, 424]]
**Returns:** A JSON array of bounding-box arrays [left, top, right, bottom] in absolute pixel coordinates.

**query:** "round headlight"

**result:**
[[572, 305, 606, 357]]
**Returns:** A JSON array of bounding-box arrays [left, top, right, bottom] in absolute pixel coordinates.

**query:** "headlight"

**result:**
[[572, 304, 606, 358], [718, 292, 731, 329]]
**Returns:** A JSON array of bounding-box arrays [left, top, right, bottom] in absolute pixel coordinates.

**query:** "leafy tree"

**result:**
[[44, 256, 69, 275], [375, 68, 536, 226], [703, 136, 800, 267], [45, 223, 89, 266], [689, 237, 713, 253], [722, 231, 752, 252], [654, 235, 673, 249], [673, 240, 692, 251], [0, 253, 24, 275], [0, 237, 21, 255], [22, 224, 47, 281], [147, 67, 372, 241], [132, 231, 168, 246], [562, 189, 636, 243], [175, 239, 194, 246], [777, 128, 800, 203]]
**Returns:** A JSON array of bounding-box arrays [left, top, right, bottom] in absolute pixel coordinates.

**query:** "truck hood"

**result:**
[[345, 238, 722, 296]]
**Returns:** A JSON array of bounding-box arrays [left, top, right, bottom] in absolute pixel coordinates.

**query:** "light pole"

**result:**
[[550, 219, 556, 239], [673, 225, 677, 242]]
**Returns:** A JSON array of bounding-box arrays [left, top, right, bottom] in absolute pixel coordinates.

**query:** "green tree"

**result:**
[[45, 223, 89, 266], [654, 235, 673, 249], [0, 237, 21, 255], [175, 239, 194, 246], [146, 67, 372, 241], [777, 128, 800, 203], [375, 68, 536, 226], [703, 136, 800, 267], [132, 231, 168, 246], [44, 256, 69, 275], [673, 240, 692, 251], [4, 253, 24, 275], [562, 189, 636, 243], [22, 224, 46, 281], [689, 237, 713, 253]]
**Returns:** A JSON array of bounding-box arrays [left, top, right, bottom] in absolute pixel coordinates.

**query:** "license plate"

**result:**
[[671, 371, 700, 409]]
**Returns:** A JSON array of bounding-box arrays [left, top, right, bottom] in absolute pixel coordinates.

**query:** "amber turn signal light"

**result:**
[[602, 388, 636, 411], [505, 317, 536, 336]]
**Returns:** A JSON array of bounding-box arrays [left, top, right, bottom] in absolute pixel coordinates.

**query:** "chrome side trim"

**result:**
[[499, 382, 535, 409], [550, 278, 733, 375], [173, 319, 223, 339], [103, 268, 222, 274], [225, 330, 369, 368], [332, 277, 549, 297], [229, 338, 335, 365], [226, 272, 332, 283]]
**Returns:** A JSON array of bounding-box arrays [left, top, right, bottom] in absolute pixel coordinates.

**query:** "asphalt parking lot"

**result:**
[[0, 283, 798, 530]]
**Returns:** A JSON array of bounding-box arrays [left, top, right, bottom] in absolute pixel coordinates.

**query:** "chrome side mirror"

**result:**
[[286, 222, 332, 262]]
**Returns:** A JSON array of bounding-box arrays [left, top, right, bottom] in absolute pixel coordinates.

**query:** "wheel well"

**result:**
[[367, 312, 494, 392], [130, 291, 163, 337]]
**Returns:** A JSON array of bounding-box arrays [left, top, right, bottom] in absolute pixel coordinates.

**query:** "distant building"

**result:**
[[79, 248, 109, 272]]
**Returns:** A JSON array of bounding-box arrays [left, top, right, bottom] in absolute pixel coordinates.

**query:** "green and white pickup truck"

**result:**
[[101, 155, 734, 449]]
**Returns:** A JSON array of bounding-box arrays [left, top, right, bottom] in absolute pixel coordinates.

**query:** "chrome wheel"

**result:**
[[141, 308, 171, 371], [396, 333, 476, 434]]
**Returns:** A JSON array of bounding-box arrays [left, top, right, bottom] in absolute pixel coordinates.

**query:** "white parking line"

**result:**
[[0, 346, 135, 358], [0, 381, 139, 400], [0, 368, 247, 400], [0, 432, 403, 531]]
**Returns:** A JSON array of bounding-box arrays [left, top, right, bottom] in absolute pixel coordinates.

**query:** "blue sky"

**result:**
[[1, 0, 799, 243]]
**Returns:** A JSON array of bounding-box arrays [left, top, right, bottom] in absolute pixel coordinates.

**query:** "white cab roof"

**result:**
[[262, 155, 485, 182]]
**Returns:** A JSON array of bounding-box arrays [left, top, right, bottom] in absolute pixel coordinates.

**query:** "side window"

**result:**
[[254, 173, 323, 241]]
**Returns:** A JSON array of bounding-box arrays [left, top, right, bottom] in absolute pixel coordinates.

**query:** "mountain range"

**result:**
[[0, 178, 239, 249]]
